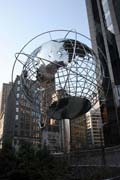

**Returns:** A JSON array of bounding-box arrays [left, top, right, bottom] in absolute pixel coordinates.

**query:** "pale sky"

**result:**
[[0, 0, 90, 90]]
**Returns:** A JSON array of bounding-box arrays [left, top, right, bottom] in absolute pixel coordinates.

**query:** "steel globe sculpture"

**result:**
[[12, 30, 104, 127]]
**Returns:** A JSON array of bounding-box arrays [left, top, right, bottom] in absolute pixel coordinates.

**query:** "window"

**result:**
[[102, 0, 108, 5], [103, 1, 109, 13], [17, 80, 20, 85], [108, 24, 114, 33], [16, 108, 19, 112], [15, 124, 18, 128], [16, 101, 19, 105], [16, 93, 20, 98], [106, 14, 112, 27], [17, 87, 20, 91], [15, 115, 19, 120]]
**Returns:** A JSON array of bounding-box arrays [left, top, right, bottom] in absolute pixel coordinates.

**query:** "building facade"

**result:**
[[0, 82, 12, 113], [3, 76, 42, 148], [70, 115, 87, 151], [3, 76, 63, 152], [0, 82, 12, 148], [86, 107, 104, 148], [86, 0, 120, 146]]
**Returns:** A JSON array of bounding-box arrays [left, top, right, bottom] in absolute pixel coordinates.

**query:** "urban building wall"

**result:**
[[2, 76, 63, 152], [86, 107, 104, 148], [0, 113, 4, 148], [0, 83, 12, 113], [70, 115, 87, 151], [3, 76, 42, 148], [85, 0, 120, 146], [0, 82, 12, 148]]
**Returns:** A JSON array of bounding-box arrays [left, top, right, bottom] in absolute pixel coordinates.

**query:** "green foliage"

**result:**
[[0, 142, 69, 180], [1, 142, 120, 180], [16, 141, 36, 161], [0, 141, 16, 177]]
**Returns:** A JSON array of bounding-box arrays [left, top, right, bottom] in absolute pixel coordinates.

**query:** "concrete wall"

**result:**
[[61, 145, 120, 166]]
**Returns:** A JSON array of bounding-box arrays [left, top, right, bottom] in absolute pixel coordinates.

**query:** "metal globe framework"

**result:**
[[12, 30, 105, 128]]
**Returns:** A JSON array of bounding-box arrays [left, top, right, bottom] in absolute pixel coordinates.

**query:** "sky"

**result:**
[[0, 0, 90, 90]]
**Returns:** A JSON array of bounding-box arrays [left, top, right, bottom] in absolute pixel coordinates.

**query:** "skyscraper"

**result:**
[[2, 76, 62, 152], [70, 115, 87, 151], [86, 103, 104, 148], [0, 83, 12, 113], [3, 76, 42, 148], [0, 82, 12, 148], [86, 0, 120, 146]]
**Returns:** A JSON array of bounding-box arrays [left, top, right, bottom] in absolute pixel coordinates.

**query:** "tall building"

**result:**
[[0, 83, 12, 113], [86, 103, 104, 148], [3, 76, 42, 148], [3, 76, 62, 152], [70, 115, 87, 151], [0, 82, 12, 148], [86, 0, 120, 146], [0, 90, 1, 112], [0, 113, 4, 148]]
